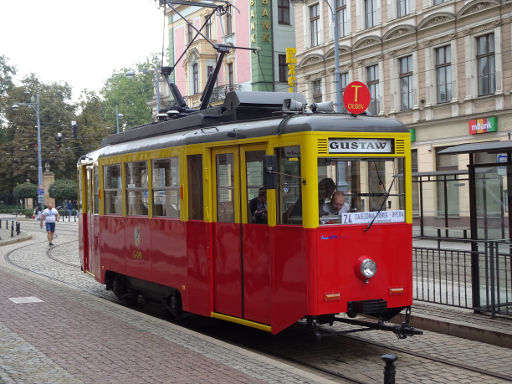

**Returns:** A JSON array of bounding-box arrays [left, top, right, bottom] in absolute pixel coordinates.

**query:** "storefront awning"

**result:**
[[438, 141, 512, 155]]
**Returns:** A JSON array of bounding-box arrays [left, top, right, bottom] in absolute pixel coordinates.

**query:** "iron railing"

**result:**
[[209, 84, 242, 103], [413, 239, 512, 317]]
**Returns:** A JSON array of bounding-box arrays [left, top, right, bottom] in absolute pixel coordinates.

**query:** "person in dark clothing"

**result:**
[[249, 188, 267, 224]]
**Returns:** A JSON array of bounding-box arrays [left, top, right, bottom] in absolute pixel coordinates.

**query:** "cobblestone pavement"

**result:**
[[0, 219, 338, 384], [2, 216, 512, 384]]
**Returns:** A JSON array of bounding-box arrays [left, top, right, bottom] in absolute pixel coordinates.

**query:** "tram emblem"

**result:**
[[134, 227, 140, 247]]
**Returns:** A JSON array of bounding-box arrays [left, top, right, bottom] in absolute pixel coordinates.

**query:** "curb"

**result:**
[[397, 313, 512, 348], [0, 233, 32, 246]]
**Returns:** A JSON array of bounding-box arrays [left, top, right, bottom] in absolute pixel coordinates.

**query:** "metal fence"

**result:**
[[413, 240, 512, 317]]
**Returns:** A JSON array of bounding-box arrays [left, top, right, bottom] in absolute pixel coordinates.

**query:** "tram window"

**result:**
[[187, 155, 203, 220], [318, 158, 405, 225], [216, 153, 235, 223], [104, 164, 122, 215], [276, 148, 302, 225], [125, 161, 148, 216], [246, 150, 266, 224], [152, 157, 180, 218], [94, 167, 99, 214]]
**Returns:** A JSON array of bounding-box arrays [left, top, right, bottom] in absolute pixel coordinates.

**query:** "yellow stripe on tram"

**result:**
[[211, 312, 272, 333]]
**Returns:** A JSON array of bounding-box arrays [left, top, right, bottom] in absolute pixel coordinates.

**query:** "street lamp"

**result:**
[[12, 93, 44, 209], [115, 105, 124, 134], [324, 0, 342, 112]]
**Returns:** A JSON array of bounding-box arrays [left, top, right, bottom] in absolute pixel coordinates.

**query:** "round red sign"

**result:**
[[343, 81, 371, 114]]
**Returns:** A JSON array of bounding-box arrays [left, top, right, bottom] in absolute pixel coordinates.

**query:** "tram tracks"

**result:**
[[3, 237, 512, 384]]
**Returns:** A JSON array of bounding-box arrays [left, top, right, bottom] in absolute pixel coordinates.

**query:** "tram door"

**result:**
[[78, 165, 89, 272], [212, 145, 270, 323]]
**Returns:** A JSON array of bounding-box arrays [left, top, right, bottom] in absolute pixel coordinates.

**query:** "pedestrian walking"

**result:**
[[40, 202, 60, 246], [67, 200, 73, 218]]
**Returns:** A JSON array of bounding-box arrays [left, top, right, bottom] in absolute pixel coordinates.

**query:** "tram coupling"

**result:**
[[306, 307, 423, 339]]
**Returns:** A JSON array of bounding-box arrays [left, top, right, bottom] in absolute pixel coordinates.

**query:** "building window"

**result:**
[[278, 54, 287, 83], [399, 55, 413, 111], [312, 79, 322, 103], [365, 0, 377, 28], [310, 4, 319, 47], [227, 63, 234, 87], [367, 65, 379, 115], [187, 22, 194, 44], [336, 0, 347, 37], [278, 0, 290, 25], [436, 45, 452, 103], [477, 33, 495, 96], [434, 0, 445, 5], [226, 5, 233, 35], [192, 63, 199, 94], [207, 65, 214, 85], [205, 16, 212, 40], [340, 72, 348, 112], [397, 0, 409, 17]]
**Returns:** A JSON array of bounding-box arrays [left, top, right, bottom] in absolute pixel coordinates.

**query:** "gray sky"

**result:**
[[0, 0, 165, 101]]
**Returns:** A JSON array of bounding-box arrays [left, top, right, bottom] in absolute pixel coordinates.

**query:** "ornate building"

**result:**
[[163, 0, 296, 107], [293, 0, 512, 224]]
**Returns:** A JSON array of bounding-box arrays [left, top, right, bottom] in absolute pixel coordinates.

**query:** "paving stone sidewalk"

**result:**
[[0, 231, 338, 384]]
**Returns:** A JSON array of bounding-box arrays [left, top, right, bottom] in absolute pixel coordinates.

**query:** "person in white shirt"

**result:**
[[40, 202, 60, 246], [320, 191, 350, 216]]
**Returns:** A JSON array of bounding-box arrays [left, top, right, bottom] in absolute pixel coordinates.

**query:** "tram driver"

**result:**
[[320, 191, 350, 216]]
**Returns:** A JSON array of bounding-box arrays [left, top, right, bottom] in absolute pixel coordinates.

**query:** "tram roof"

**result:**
[[82, 92, 408, 162]]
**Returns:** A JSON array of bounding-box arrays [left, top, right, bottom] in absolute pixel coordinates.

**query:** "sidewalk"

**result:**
[[0, 221, 339, 384], [0, 214, 510, 376]]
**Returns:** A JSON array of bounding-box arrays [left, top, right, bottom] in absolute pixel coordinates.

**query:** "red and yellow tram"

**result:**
[[78, 92, 418, 335]]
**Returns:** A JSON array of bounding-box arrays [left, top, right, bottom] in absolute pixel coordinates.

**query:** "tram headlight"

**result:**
[[359, 258, 377, 279]]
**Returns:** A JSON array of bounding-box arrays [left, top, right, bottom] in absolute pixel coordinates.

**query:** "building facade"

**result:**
[[164, 0, 296, 107], [294, 0, 512, 229]]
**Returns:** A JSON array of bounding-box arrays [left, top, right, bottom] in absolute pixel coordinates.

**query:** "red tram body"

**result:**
[[78, 92, 415, 335]]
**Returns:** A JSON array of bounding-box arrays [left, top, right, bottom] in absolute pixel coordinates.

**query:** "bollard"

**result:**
[[11, 222, 14, 237], [382, 354, 397, 384], [16, 222, 20, 235], [74, 215, 76, 222]]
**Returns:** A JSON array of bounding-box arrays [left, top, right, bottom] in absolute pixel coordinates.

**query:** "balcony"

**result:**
[[210, 84, 242, 103]]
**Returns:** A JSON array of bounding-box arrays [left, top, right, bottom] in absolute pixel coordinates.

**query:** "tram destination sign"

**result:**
[[328, 138, 393, 154]]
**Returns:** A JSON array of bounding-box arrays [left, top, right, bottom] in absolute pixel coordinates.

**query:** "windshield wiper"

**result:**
[[363, 174, 398, 232]]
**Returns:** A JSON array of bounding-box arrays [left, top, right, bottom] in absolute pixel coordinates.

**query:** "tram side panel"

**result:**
[[150, 218, 187, 295], [79, 212, 88, 272], [242, 224, 272, 325], [98, 216, 128, 282], [270, 227, 314, 334], [183, 220, 211, 316], [90, 214, 102, 279]]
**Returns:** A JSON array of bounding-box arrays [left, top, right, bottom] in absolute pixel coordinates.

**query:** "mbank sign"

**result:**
[[469, 116, 497, 135]]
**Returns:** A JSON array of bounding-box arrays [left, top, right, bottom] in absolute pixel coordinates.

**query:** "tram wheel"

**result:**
[[165, 290, 182, 320], [112, 275, 138, 307]]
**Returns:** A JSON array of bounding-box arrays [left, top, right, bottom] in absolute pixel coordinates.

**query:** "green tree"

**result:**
[[49, 179, 77, 207], [101, 58, 155, 132], [13, 183, 37, 201], [0, 55, 17, 138], [0, 75, 77, 200], [74, 90, 110, 155]]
